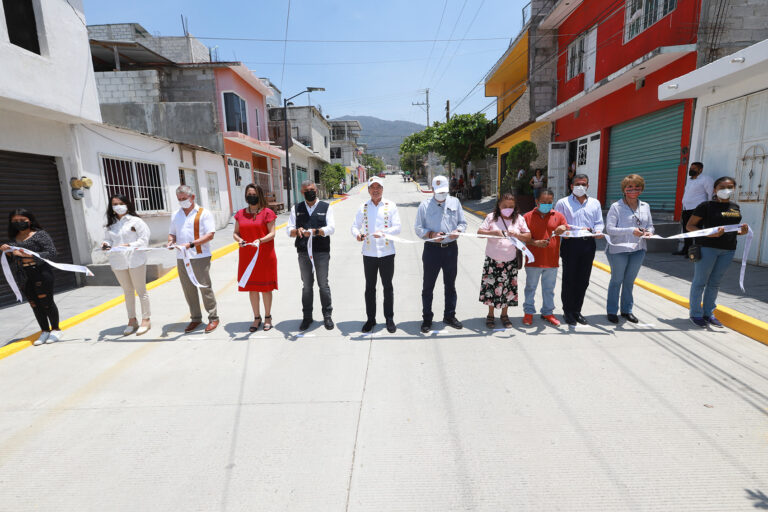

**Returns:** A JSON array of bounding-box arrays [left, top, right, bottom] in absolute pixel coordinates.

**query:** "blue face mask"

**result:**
[[538, 203, 553, 214]]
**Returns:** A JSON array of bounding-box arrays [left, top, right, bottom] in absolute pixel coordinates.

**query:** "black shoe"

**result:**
[[324, 317, 334, 330], [386, 319, 396, 333], [443, 317, 463, 329], [575, 313, 588, 325], [621, 313, 638, 323], [362, 319, 375, 333], [299, 318, 313, 331], [672, 250, 686, 256], [564, 313, 577, 326], [607, 314, 619, 324], [420, 321, 432, 333]]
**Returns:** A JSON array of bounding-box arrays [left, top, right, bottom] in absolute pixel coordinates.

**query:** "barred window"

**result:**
[[625, 0, 677, 42], [567, 35, 585, 81], [102, 156, 167, 212]]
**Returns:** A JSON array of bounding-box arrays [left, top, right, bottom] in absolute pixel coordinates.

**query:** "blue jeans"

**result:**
[[523, 266, 558, 316], [606, 250, 646, 315], [689, 247, 735, 318]]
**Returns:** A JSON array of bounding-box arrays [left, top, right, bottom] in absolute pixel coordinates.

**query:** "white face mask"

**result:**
[[716, 188, 734, 200], [112, 204, 128, 215], [572, 185, 587, 197], [434, 192, 448, 202], [179, 198, 192, 209]]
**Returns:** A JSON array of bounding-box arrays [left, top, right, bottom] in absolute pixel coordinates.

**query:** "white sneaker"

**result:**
[[34, 332, 50, 346], [46, 330, 62, 343]]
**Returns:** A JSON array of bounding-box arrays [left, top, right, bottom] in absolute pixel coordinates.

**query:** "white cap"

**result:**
[[432, 175, 449, 194], [368, 176, 384, 187]]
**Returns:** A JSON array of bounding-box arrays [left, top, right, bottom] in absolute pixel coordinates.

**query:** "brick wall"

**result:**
[[698, 0, 768, 66], [95, 70, 160, 104]]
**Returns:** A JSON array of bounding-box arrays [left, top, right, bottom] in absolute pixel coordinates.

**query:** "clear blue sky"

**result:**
[[83, 0, 527, 125]]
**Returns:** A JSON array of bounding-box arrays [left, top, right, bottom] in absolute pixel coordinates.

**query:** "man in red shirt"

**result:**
[[522, 189, 567, 326]]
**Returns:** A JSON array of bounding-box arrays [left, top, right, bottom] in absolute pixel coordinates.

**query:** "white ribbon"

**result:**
[[372, 232, 536, 264], [307, 234, 316, 274], [175, 245, 208, 289], [1, 246, 94, 302], [559, 227, 655, 250], [451, 232, 536, 264], [237, 241, 261, 289]]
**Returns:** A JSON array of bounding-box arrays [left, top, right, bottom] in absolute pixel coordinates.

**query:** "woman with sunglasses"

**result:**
[[604, 174, 654, 324]]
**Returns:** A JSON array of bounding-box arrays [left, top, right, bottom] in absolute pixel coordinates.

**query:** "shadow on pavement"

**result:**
[[745, 489, 768, 509]]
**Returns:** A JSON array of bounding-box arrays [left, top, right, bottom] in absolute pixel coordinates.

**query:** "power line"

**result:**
[[194, 36, 513, 43], [427, 0, 470, 86], [279, 0, 291, 89], [241, 47, 506, 67], [432, 0, 487, 90], [419, 0, 450, 89]]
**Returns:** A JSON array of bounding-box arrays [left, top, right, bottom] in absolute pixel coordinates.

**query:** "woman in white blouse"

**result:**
[[101, 194, 152, 335]]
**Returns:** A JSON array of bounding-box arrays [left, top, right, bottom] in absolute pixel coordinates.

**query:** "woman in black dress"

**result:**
[[1, 209, 62, 345]]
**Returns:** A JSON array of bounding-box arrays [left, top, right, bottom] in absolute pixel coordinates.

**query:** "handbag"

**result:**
[[687, 243, 701, 262]]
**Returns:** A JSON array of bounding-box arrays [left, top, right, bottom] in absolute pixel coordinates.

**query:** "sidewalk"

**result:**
[[1, 210, 291, 346], [462, 196, 768, 320]]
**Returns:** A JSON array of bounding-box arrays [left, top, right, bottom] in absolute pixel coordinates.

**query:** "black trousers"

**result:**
[[680, 209, 694, 252], [363, 255, 395, 322], [421, 242, 458, 322], [23, 264, 60, 331], [560, 238, 596, 316]]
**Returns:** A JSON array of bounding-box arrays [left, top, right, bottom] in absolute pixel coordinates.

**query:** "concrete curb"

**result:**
[[460, 206, 768, 347], [0, 197, 352, 362]]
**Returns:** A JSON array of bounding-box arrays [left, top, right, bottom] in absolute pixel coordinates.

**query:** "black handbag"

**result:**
[[687, 243, 701, 262]]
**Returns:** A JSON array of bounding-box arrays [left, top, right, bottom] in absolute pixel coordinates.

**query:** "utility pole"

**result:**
[[412, 88, 430, 127]]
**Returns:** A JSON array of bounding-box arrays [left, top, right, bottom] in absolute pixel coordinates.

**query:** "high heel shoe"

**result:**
[[249, 316, 262, 332]]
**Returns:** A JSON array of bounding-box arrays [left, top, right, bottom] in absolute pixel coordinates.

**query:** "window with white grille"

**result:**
[[567, 35, 585, 81], [577, 139, 588, 166], [206, 172, 221, 211], [102, 156, 167, 213], [625, 0, 677, 42]]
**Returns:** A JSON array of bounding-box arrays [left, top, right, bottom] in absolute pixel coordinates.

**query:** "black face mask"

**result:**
[[12, 221, 30, 231], [304, 190, 317, 202], [689, 169, 698, 177], [245, 195, 260, 205]]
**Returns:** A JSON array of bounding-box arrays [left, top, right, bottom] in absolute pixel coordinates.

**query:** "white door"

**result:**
[[584, 26, 597, 90], [547, 141, 569, 200], [575, 131, 601, 198]]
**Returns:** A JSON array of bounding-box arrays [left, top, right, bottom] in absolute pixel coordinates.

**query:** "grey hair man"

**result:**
[[167, 184, 219, 333], [288, 179, 336, 331]]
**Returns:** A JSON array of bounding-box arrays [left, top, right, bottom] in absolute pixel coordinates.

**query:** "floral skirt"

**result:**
[[478, 256, 518, 309]]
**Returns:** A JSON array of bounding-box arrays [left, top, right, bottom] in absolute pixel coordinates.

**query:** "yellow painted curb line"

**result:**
[[0, 217, 299, 361], [461, 206, 768, 347]]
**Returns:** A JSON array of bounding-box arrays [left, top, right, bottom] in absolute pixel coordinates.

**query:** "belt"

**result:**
[[427, 241, 455, 248]]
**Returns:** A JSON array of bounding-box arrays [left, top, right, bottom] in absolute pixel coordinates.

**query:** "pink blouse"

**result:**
[[480, 213, 530, 262]]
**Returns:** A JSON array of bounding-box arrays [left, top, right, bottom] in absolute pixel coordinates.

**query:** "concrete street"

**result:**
[[1, 176, 767, 511]]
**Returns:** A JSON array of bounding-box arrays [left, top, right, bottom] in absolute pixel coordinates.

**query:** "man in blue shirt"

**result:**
[[554, 174, 604, 326], [414, 175, 467, 333]]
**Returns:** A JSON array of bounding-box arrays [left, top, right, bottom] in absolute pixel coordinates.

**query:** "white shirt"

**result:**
[[286, 200, 336, 237], [102, 215, 150, 270], [169, 204, 216, 259], [682, 174, 714, 210], [350, 198, 401, 257]]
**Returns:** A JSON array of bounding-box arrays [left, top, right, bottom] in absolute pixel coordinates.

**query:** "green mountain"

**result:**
[[334, 115, 425, 165]]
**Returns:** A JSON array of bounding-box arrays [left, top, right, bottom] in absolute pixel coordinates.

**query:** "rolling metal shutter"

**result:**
[[0, 150, 77, 306], [607, 103, 684, 211]]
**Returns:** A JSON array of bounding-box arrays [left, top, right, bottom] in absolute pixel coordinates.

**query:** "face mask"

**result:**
[[716, 188, 734, 200], [303, 190, 317, 202], [624, 189, 641, 199], [12, 221, 30, 231], [573, 185, 587, 197], [689, 169, 698, 178], [179, 199, 192, 209], [538, 203, 553, 214], [112, 204, 128, 215], [245, 195, 260, 205], [434, 192, 448, 202], [500, 208, 515, 218]]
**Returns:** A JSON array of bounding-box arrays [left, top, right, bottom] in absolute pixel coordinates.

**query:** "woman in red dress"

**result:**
[[233, 184, 277, 332]]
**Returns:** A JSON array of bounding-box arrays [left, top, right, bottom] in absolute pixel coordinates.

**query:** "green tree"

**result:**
[[320, 163, 347, 198], [502, 140, 539, 195], [361, 153, 386, 178], [399, 152, 424, 174]]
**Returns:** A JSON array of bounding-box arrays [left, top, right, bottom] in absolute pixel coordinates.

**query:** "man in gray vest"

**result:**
[[288, 180, 336, 331]]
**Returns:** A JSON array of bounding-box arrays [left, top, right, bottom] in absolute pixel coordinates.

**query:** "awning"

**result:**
[[90, 40, 175, 71], [489, 121, 550, 154], [658, 39, 768, 101], [538, 0, 585, 30], [224, 131, 285, 159], [537, 45, 696, 123]]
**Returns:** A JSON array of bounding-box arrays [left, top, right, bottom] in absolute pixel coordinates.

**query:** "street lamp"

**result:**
[[283, 87, 325, 210]]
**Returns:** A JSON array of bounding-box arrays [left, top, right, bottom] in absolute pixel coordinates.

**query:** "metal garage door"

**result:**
[[0, 150, 77, 306], [607, 103, 685, 211]]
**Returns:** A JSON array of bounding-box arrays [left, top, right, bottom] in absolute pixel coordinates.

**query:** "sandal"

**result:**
[[263, 315, 273, 332], [500, 315, 513, 329], [249, 316, 262, 332], [485, 315, 495, 328]]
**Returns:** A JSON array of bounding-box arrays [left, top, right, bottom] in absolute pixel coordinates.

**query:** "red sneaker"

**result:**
[[541, 315, 560, 327], [523, 314, 533, 326]]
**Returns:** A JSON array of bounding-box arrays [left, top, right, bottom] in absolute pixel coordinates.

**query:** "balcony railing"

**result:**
[[522, 2, 531, 27], [486, 103, 512, 139]]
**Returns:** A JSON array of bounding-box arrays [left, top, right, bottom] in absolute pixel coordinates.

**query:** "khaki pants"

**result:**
[[113, 265, 151, 320], [177, 256, 218, 322]]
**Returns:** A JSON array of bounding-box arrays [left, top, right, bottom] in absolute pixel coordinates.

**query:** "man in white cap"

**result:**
[[350, 175, 402, 333], [413, 175, 467, 333]]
